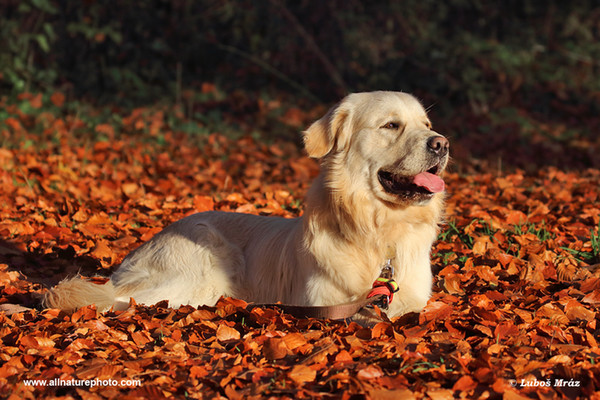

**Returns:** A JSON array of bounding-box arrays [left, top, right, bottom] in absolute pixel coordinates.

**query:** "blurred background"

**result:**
[[1, 0, 599, 170]]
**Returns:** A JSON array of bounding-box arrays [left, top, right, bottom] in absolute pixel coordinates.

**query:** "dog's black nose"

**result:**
[[427, 136, 449, 156]]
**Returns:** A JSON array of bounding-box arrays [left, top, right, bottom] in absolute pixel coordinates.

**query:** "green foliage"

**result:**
[[0, 0, 58, 92], [0, 0, 598, 124], [438, 218, 554, 261], [511, 222, 554, 243], [439, 220, 475, 249], [561, 220, 600, 264]]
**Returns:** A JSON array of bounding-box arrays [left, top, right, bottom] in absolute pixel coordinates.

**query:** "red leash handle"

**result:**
[[367, 277, 400, 308]]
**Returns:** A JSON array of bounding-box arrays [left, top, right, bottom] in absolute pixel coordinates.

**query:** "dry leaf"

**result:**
[[288, 365, 316, 385], [216, 324, 241, 342]]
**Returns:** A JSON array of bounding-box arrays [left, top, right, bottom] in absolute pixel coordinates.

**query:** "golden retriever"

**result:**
[[43, 91, 449, 319]]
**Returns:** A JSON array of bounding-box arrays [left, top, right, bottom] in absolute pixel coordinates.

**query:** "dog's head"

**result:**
[[303, 91, 449, 207]]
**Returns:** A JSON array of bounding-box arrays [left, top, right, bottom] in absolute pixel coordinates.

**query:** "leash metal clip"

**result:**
[[367, 256, 398, 310], [380, 258, 394, 280]]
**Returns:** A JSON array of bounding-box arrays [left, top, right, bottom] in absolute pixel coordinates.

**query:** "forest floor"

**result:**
[[1, 91, 599, 399]]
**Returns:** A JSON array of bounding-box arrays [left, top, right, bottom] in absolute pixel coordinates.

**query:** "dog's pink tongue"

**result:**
[[413, 172, 445, 193]]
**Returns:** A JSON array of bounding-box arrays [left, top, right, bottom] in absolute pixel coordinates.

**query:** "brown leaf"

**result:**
[[443, 274, 464, 295], [371, 322, 393, 338], [494, 321, 519, 340], [536, 303, 569, 325], [263, 337, 288, 360], [565, 300, 596, 322], [419, 301, 453, 324], [582, 289, 600, 305]]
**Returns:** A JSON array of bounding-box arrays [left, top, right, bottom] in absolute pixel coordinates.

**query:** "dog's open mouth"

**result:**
[[378, 165, 445, 197]]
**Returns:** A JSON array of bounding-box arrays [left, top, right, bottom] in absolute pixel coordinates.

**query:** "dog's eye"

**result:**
[[425, 121, 433, 130], [381, 122, 400, 130]]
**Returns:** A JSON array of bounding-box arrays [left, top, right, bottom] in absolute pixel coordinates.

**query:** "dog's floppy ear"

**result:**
[[303, 100, 351, 159]]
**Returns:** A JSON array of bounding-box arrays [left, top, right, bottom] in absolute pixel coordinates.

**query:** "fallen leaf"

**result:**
[[263, 337, 288, 360], [288, 365, 316, 385], [216, 324, 241, 342]]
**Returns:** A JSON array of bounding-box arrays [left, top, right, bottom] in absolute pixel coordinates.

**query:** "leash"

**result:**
[[246, 246, 400, 320]]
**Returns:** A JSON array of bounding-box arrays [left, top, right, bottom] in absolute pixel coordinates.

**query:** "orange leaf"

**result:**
[[497, 252, 514, 267], [472, 236, 491, 256], [288, 365, 316, 385], [72, 208, 89, 222], [193, 195, 215, 212], [190, 365, 209, 379], [548, 355, 572, 364], [565, 300, 596, 322], [50, 92, 66, 107], [19, 335, 40, 349], [335, 350, 353, 363], [95, 123, 115, 137], [30, 93, 43, 109], [90, 240, 114, 264], [505, 210, 527, 225], [494, 321, 519, 340], [201, 82, 217, 93], [216, 324, 241, 342], [427, 389, 454, 400], [282, 332, 307, 351], [121, 182, 140, 197], [0, 364, 19, 379], [131, 331, 152, 347], [452, 375, 477, 392], [475, 265, 498, 284], [72, 305, 98, 322], [473, 367, 494, 383]]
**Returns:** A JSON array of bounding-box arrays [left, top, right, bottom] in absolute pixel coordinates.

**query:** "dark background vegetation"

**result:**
[[1, 0, 599, 169]]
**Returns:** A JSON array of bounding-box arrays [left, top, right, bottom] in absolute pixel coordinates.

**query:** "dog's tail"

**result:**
[[43, 277, 116, 313]]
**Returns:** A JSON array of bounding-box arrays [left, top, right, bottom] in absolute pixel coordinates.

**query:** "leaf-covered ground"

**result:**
[[1, 93, 600, 399]]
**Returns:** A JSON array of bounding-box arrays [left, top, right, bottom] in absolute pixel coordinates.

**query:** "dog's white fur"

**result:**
[[43, 91, 448, 319]]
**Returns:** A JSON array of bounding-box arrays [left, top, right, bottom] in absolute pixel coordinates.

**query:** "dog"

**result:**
[[43, 91, 449, 319]]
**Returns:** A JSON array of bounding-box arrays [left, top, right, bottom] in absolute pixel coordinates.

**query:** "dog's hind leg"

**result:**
[[110, 220, 246, 309]]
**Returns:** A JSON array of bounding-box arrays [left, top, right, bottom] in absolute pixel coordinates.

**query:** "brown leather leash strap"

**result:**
[[246, 294, 386, 320], [245, 257, 400, 321]]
